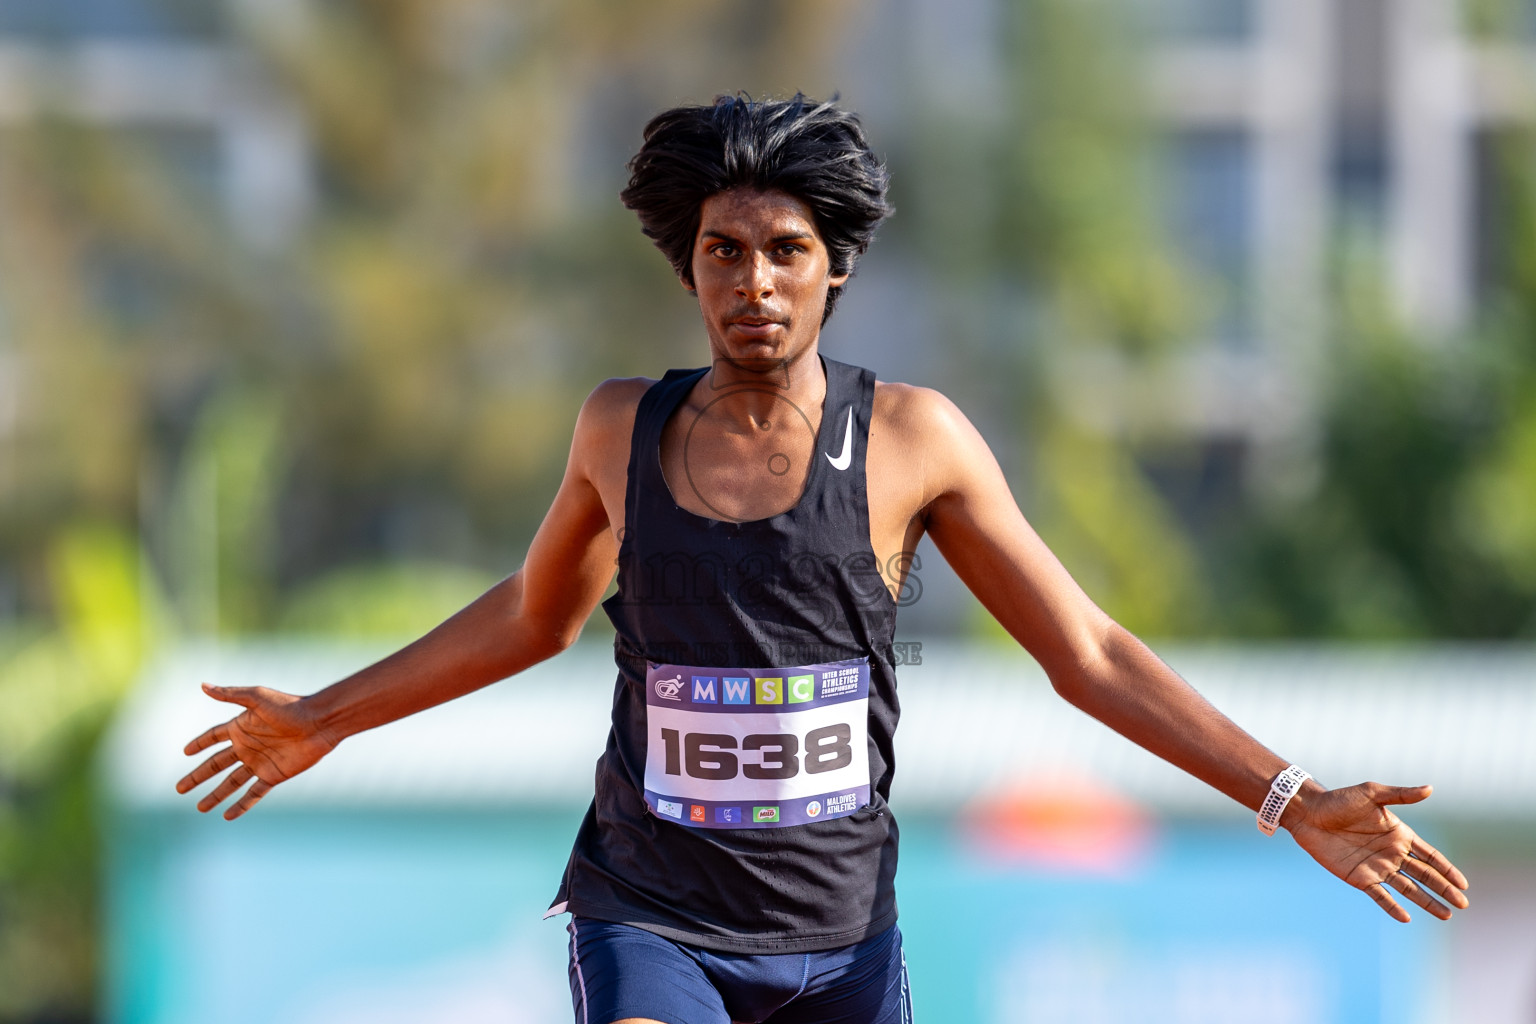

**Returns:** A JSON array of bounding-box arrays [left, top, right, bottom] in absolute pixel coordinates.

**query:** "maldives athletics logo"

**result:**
[[805, 799, 823, 818]]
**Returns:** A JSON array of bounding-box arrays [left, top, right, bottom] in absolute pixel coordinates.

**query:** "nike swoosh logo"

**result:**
[[825, 407, 854, 471]]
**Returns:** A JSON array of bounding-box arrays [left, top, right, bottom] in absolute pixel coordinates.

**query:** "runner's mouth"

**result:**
[[729, 317, 788, 338]]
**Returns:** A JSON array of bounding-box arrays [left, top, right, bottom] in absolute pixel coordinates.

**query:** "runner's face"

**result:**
[[687, 188, 848, 367]]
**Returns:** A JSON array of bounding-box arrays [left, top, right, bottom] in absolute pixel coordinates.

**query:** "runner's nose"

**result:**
[[736, 251, 774, 302]]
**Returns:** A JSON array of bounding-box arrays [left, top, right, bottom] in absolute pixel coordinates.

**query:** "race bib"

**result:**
[[642, 657, 872, 829]]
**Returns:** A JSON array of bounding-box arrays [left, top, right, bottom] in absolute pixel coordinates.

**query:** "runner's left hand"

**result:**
[[1285, 782, 1469, 922]]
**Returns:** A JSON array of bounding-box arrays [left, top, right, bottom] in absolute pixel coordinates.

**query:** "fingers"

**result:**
[[1411, 837, 1470, 893], [1370, 783, 1433, 806], [201, 682, 264, 709], [176, 747, 277, 820], [225, 779, 273, 821], [1386, 871, 1453, 921], [197, 765, 255, 813], [176, 748, 239, 794], [1360, 784, 1471, 911], [1364, 882, 1411, 923], [183, 722, 230, 756], [1400, 857, 1470, 912]]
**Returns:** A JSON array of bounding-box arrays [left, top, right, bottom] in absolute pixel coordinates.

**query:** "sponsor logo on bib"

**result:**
[[753, 806, 780, 823], [654, 675, 683, 701], [689, 804, 706, 822], [715, 806, 742, 824], [656, 799, 683, 819], [825, 792, 859, 814]]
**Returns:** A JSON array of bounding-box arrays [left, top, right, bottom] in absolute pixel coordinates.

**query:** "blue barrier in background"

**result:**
[[105, 808, 1435, 1024]]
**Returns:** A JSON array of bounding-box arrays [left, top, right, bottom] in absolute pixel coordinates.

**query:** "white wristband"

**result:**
[[1257, 765, 1311, 836]]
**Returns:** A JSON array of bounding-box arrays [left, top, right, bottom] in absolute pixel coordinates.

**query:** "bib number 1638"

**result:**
[[659, 724, 853, 782]]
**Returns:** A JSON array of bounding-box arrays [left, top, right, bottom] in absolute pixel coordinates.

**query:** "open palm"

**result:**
[[1287, 782, 1470, 922], [175, 683, 338, 819]]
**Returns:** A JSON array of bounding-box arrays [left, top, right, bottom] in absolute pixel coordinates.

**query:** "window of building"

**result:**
[[1135, 0, 1257, 43], [1166, 127, 1255, 347]]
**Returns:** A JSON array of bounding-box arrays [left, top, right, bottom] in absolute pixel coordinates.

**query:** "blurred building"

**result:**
[[835, 0, 1536, 435], [1145, 0, 1536, 436], [7, 0, 1536, 407], [5, 0, 1535, 520], [0, 0, 308, 251]]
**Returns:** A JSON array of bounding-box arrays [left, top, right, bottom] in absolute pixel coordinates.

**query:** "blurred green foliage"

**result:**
[[1204, 124, 1536, 639], [0, 525, 153, 1021], [1463, 0, 1533, 37], [990, 0, 1211, 637], [277, 561, 497, 638], [999, 0, 1205, 357]]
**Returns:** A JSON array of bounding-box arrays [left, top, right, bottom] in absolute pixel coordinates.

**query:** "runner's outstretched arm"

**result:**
[[907, 387, 1470, 923], [175, 379, 645, 820]]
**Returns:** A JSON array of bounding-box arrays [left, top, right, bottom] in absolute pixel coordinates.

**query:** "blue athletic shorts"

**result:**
[[565, 916, 913, 1024]]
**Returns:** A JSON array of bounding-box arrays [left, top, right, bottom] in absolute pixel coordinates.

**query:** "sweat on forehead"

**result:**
[[698, 188, 820, 236]]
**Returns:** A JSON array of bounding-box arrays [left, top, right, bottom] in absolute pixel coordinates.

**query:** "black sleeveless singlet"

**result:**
[[550, 356, 901, 954]]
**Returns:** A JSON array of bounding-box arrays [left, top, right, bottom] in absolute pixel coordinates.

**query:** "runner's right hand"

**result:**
[[175, 683, 338, 820]]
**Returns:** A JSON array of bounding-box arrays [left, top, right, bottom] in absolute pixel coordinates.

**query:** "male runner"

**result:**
[[176, 95, 1470, 1024]]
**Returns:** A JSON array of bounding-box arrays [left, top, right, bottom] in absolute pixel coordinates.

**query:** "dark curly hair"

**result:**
[[621, 93, 893, 324]]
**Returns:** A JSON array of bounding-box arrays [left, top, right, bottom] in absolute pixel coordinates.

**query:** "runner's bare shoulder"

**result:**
[[871, 380, 971, 449], [581, 377, 653, 429], [571, 377, 656, 476], [869, 381, 993, 515]]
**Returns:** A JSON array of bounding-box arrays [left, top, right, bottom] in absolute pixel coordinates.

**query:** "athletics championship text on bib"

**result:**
[[643, 657, 872, 829]]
